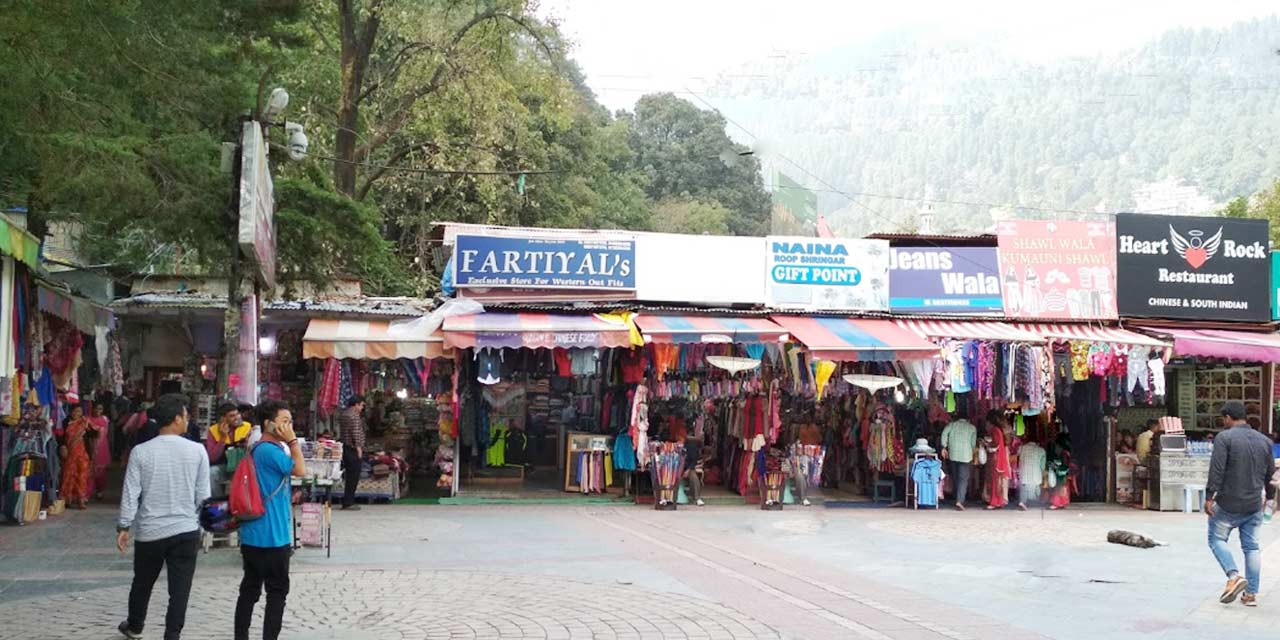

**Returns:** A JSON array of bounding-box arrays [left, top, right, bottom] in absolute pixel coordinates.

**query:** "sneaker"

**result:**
[[1220, 575, 1248, 604], [802, 498, 812, 507], [118, 621, 143, 639], [696, 499, 705, 507], [341, 504, 362, 511], [1242, 593, 1258, 607]]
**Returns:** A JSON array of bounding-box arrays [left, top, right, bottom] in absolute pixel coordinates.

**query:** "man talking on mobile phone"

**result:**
[[233, 400, 306, 640]]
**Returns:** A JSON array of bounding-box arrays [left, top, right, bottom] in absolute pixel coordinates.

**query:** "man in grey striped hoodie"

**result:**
[[116, 393, 210, 640]]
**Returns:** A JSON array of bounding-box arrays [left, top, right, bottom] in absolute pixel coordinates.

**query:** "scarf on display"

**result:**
[[812, 359, 836, 401], [630, 384, 650, 470], [318, 358, 341, 418]]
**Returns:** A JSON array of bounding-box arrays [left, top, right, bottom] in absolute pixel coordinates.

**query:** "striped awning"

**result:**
[[770, 316, 940, 362], [635, 314, 787, 344], [303, 319, 447, 360], [1141, 327, 1280, 363], [1011, 323, 1168, 348], [443, 312, 633, 350], [895, 318, 1044, 343]]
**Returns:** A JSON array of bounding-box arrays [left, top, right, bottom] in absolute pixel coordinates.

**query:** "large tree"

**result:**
[[623, 93, 771, 236], [0, 1, 411, 291]]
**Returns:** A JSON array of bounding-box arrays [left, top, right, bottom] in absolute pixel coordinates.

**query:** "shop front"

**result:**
[[1, 219, 122, 524], [301, 317, 453, 502], [441, 311, 640, 500]]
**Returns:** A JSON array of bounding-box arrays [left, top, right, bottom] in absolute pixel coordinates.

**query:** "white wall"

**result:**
[[634, 234, 766, 305]]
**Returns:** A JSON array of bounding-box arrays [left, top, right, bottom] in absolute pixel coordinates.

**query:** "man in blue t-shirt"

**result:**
[[234, 400, 304, 640]]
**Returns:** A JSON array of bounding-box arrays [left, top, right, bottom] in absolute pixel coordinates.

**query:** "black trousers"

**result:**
[[234, 545, 292, 640], [342, 445, 361, 507], [126, 531, 200, 640]]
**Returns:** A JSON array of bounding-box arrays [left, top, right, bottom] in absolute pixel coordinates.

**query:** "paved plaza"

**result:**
[[1, 503, 1277, 639]]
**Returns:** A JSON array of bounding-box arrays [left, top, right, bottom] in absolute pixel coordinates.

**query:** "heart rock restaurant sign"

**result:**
[[1115, 213, 1270, 322]]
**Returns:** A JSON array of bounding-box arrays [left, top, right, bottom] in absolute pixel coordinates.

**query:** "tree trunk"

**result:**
[[334, 1, 379, 198]]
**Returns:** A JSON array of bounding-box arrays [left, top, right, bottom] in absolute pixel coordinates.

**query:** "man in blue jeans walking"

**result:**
[[1205, 401, 1276, 607]]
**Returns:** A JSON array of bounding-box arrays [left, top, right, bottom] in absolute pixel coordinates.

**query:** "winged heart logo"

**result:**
[[1169, 225, 1222, 269]]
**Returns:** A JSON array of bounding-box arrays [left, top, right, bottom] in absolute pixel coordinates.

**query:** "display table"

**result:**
[[1146, 451, 1211, 512], [331, 471, 401, 502]]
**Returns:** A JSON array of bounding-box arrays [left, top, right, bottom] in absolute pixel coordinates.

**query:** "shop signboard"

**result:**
[[237, 122, 276, 291], [1272, 251, 1280, 320], [453, 233, 636, 291], [1115, 213, 1269, 322], [996, 220, 1117, 320], [765, 236, 890, 311], [889, 246, 1002, 313]]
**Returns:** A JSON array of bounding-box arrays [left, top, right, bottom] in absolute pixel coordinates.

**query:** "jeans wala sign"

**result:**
[[1115, 213, 1270, 321], [889, 247, 1002, 313]]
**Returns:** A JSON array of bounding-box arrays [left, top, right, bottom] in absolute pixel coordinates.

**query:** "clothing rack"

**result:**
[[906, 452, 941, 510]]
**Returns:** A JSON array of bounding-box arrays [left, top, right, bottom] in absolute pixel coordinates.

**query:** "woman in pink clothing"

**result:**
[[87, 403, 111, 500]]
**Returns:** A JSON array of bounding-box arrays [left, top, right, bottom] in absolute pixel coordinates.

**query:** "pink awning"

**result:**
[[443, 313, 633, 350], [1010, 323, 1168, 349], [895, 318, 1045, 343], [1146, 327, 1280, 363]]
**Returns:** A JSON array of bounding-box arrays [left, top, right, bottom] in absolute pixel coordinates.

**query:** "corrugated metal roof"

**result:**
[[111, 293, 226, 310], [112, 293, 434, 319], [265, 298, 428, 317]]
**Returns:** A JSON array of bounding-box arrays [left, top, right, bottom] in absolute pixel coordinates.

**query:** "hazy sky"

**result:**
[[539, 0, 1279, 112]]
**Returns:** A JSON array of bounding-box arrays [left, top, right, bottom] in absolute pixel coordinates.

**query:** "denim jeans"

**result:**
[[950, 461, 972, 505], [1208, 507, 1263, 594]]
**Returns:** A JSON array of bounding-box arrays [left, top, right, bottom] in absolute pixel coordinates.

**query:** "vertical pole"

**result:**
[[221, 118, 253, 400]]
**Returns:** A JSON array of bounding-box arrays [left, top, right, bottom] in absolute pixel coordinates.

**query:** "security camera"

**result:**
[[285, 122, 308, 161], [263, 87, 289, 122]]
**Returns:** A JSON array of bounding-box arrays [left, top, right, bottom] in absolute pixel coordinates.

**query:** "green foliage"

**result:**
[[1223, 179, 1280, 245], [1, 1, 771, 297], [706, 18, 1280, 232], [623, 93, 771, 236], [651, 199, 731, 236]]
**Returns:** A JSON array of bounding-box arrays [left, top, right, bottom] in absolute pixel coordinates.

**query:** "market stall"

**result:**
[[442, 312, 640, 499], [301, 318, 452, 501], [633, 313, 790, 506]]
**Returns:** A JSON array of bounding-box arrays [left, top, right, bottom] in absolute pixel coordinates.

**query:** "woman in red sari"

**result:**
[[60, 405, 91, 509], [88, 403, 111, 500], [985, 412, 1013, 509]]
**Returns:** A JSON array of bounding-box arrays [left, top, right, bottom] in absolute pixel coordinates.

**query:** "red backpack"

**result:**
[[229, 444, 289, 522]]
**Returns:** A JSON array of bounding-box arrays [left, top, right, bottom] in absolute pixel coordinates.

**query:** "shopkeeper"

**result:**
[[1136, 419, 1162, 460]]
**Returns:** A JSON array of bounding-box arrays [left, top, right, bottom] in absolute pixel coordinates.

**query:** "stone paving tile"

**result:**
[[5, 503, 1280, 639]]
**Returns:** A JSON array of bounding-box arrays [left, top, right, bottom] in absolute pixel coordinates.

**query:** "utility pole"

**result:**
[[219, 88, 305, 404]]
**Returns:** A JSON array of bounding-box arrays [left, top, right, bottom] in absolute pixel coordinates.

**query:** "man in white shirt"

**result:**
[[940, 410, 978, 511], [116, 393, 211, 640]]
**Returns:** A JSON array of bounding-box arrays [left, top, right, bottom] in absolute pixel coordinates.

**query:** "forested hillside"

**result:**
[[705, 17, 1280, 234]]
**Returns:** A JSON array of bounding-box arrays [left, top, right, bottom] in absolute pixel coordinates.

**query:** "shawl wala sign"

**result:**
[[765, 237, 890, 311], [889, 247, 1002, 313], [453, 234, 636, 291], [1116, 213, 1270, 321], [996, 220, 1117, 320]]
